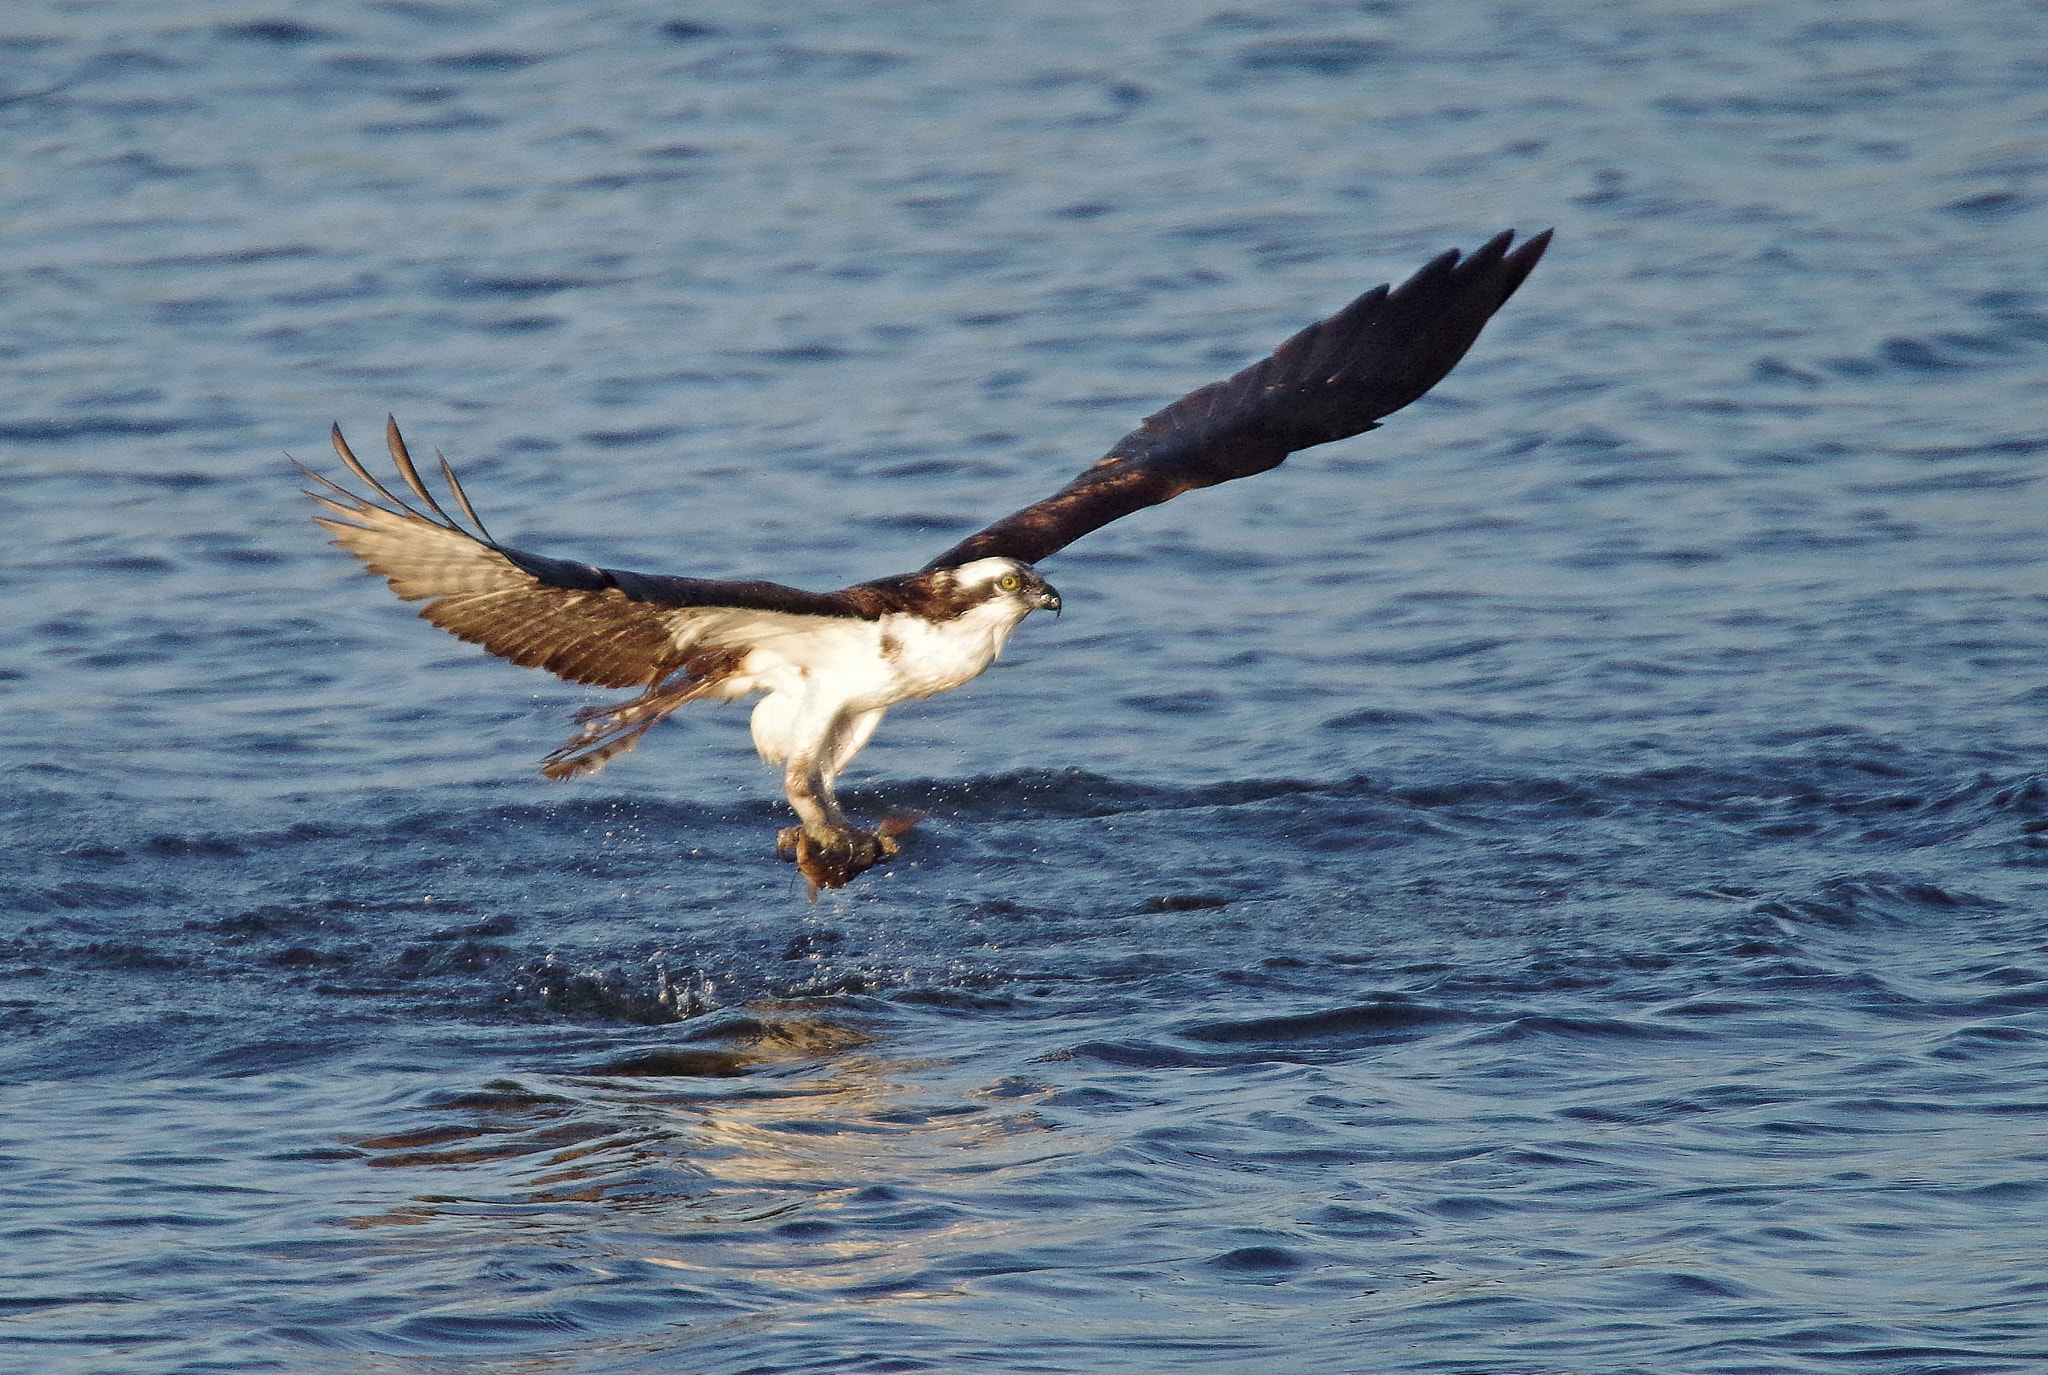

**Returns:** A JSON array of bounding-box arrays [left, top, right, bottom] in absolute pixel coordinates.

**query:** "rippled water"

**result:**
[[6, 1, 2048, 1371]]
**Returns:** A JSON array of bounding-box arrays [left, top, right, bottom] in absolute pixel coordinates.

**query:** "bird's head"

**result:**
[[950, 557, 1061, 618]]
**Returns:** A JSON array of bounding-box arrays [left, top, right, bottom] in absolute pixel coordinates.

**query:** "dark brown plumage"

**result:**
[[923, 228, 1550, 570]]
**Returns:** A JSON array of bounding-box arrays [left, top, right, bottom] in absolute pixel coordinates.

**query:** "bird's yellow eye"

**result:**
[[998, 573, 1021, 591]]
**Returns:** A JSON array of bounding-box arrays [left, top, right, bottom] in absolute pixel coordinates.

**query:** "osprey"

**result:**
[[306, 229, 1549, 891]]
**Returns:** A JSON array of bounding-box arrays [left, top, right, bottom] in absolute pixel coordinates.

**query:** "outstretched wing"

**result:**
[[304, 418, 879, 690], [922, 228, 1551, 571]]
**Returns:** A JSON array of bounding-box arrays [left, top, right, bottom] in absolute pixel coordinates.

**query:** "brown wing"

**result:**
[[922, 228, 1551, 571], [305, 418, 881, 690]]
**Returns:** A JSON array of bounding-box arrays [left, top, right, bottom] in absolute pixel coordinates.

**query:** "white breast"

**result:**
[[725, 600, 1030, 765], [876, 602, 1029, 700]]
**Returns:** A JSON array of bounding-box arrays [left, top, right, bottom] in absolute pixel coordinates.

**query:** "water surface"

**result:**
[[4, 1, 2047, 1371]]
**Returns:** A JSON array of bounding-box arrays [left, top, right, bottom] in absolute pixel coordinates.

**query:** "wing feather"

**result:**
[[923, 228, 1551, 570], [308, 423, 878, 690]]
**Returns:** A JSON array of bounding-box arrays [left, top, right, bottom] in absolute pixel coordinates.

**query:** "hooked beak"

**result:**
[[1037, 585, 1061, 617]]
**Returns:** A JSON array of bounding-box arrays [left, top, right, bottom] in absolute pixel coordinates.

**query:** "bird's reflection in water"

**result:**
[[337, 1006, 1058, 1291]]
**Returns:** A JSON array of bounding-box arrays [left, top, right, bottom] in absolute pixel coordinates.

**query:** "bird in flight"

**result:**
[[305, 229, 1549, 892]]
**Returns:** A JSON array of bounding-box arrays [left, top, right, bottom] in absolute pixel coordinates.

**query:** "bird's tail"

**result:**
[[539, 655, 737, 779]]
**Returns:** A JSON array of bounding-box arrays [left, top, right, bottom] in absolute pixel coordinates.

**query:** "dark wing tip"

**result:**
[[1401, 227, 1549, 304], [1491, 226, 1552, 294], [316, 418, 505, 548]]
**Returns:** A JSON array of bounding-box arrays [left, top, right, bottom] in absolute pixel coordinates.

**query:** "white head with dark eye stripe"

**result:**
[[949, 557, 1061, 617]]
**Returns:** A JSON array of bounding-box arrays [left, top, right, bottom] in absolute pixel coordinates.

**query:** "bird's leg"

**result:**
[[775, 746, 894, 893]]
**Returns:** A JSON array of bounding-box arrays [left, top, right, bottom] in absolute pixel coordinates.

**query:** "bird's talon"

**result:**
[[781, 823, 896, 893]]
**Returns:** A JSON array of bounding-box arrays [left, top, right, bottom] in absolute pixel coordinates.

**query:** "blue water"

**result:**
[[5, 1, 2048, 1371]]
